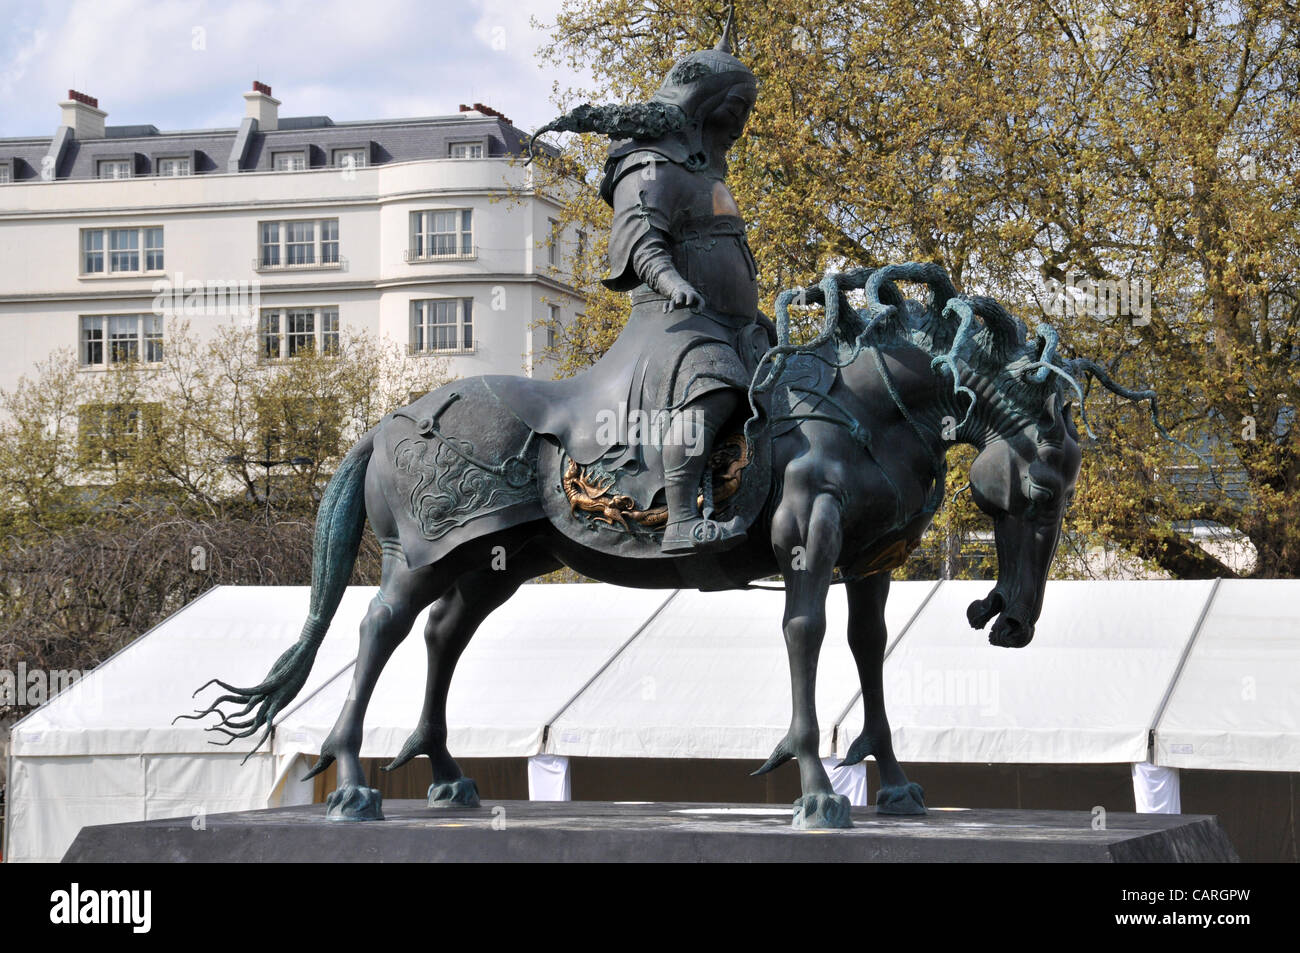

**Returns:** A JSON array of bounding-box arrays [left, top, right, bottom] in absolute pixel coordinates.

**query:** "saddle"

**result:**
[[481, 309, 788, 560]]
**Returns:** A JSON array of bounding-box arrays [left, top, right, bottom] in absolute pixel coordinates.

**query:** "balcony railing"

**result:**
[[253, 256, 347, 273], [409, 342, 477, 356], [404, 247, 477, 263]]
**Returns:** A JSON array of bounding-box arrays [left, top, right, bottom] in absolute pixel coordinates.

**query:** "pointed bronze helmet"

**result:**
[[647, 12, 758, 163]]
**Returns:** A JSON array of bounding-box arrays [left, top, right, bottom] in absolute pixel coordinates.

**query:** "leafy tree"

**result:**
[[0, 322, 442, 528], [0, 324, 446, 716], [533, 0, 1300, 577]]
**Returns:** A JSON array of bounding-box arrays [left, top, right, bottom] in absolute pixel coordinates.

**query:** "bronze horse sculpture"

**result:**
[[185, 23, 1182, 829], [184, 260, 1181, 830]]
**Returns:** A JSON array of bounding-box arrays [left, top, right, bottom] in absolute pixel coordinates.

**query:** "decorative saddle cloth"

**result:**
[[373, 331, 839, 568]]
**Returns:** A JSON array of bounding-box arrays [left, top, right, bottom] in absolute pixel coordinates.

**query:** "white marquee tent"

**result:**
[[5, 578, 1299, 862]]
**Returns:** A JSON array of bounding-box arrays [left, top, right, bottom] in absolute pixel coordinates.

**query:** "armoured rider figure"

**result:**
[[532, 19, 761, 555]]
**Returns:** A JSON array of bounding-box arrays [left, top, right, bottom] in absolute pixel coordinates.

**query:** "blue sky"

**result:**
[[0, 0, 588, 138]]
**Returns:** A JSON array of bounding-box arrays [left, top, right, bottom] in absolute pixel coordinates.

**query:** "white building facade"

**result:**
[[0, 85, 584, 401]]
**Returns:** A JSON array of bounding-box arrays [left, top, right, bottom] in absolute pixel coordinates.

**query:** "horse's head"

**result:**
[[966, 391, 1082, 648], [767, 264, 1191, 651]]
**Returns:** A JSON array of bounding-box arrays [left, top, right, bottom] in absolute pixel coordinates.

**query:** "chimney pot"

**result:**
[[244, 81, 281, 131], [60, 89, 107, 138]]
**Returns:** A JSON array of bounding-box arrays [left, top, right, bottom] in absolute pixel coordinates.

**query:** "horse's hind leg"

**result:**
[[385, 543, 560, 808], [308, 546, 439, 821]]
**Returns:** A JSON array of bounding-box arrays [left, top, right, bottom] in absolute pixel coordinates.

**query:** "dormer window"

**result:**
[[449, 141, 483, 159], [0, 163, 11, 184], [98, 159, 132, 179], [332, 148, 367, 169], [273, 151, 307, 172], [157, 157, 191, 176]]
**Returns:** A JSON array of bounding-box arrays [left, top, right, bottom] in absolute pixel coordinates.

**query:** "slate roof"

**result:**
[[0, 111, 544, 181]]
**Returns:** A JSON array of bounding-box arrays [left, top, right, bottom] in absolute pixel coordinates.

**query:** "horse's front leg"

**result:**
[[757, 472, 852, 829], [841, 574, 926, 814]]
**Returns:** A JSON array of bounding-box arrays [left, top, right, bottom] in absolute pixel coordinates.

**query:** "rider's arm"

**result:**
[[629, 227, 692, 302], [602, 154, 701, 307]]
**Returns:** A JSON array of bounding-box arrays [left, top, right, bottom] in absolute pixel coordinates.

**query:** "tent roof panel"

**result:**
[[546, 581, 938, 760], [276, 584, 674, 759], [1155, 579, 1300, 771], [12, 579, 1300, 772], [838, 579, 1217, 764], [11, 586, 371, 756]]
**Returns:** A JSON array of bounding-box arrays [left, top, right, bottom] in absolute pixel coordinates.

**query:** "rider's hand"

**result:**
[[664, 283, 704, 312]]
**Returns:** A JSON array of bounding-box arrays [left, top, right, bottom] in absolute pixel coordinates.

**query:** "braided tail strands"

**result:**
[[527, 101, 688, 163]]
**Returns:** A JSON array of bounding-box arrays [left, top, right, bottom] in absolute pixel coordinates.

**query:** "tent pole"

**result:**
[[3, 746, 11, 862], [538, 589, 681, 751], [1147, 578, 1224, 763], [829, 578, 943, 756]]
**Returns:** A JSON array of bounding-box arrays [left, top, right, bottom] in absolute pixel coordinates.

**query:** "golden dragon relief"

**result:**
[[563, 434, 752, 531]]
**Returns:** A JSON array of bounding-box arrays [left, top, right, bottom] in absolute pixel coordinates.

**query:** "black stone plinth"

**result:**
[[62, 800, 1238, 863]]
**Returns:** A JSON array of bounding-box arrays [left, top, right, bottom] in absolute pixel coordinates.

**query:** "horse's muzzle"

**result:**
[[988, 612, 1034, 648]]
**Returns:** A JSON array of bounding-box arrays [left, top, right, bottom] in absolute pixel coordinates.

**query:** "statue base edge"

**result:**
[[61, 800, 1237, 863]]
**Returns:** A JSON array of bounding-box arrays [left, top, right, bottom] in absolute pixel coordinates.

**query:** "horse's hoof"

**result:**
[[325, 784, 384, 821], [792, 792, 853, 830], [427, 777, 480, 809], [876, 781, 926, 815]]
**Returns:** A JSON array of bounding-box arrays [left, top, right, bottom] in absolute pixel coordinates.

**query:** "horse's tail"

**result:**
[[176, 428, 377, 761]]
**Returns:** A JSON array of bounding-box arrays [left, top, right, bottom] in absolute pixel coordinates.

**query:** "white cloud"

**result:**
[[0, 26, 50, 100], [0, 0, 592, 137]]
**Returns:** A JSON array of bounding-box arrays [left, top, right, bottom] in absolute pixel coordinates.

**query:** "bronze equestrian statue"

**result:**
[[184, 28, 1179, 830]]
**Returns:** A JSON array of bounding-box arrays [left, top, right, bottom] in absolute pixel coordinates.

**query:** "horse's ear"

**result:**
[[1039, 390, 1059, 423], [1062, 400, 1079, 438], [1038, 391, 1063, 436]]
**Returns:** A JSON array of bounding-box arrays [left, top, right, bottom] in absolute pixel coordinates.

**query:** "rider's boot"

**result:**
[[659, 396, 747, 555]]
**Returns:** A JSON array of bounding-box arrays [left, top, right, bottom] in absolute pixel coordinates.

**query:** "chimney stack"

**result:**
[[243, 80, 280, 131], [460, 102, 511, 125], [60, 89, 106, 139]]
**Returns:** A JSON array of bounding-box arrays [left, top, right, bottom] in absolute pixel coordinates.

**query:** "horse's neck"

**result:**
[[854, 342, 1005, 455]]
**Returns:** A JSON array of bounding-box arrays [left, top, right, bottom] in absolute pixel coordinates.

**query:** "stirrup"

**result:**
[[660, 516, 747, 555]]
